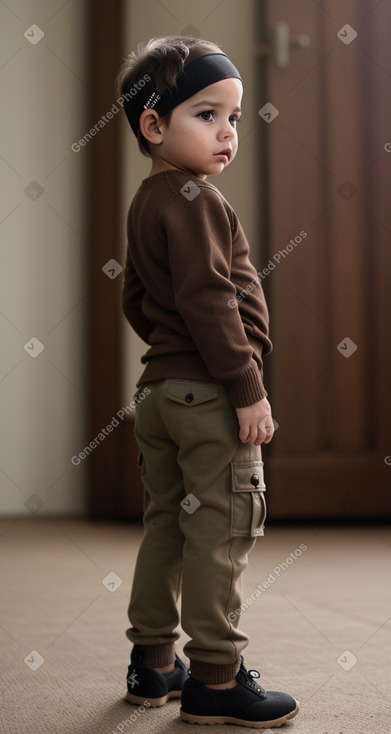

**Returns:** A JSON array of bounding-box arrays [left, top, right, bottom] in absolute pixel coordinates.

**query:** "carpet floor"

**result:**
[[0, 518, 390, 733]]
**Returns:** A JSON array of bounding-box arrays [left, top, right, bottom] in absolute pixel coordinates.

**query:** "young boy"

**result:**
[[118, 36, 299, 728]]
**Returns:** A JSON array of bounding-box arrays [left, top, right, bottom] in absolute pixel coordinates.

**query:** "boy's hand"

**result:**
[[235, 397, 274, 446]]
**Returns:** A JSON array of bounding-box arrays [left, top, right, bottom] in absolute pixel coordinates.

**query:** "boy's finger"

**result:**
[[239, 424, 250, 443], [256, 426, 267, 445], [258, 418, 274, 441], [261, 425, 274, 444], [247, 425, 259, 445]]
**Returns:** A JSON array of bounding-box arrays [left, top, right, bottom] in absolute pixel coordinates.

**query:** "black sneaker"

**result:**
[[126, 646, 189, 707], [180, 658, 299, 728]]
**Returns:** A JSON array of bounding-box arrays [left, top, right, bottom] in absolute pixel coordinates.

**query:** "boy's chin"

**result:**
[[203, 160, 229, 175], [209, 163, 228, 176], [188, 161, 227, 178]]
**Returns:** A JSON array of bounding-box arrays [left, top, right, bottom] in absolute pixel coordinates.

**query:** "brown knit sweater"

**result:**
[[122, 169, 272, 408]]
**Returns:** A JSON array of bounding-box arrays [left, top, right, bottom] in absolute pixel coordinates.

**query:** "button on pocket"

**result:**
[[164, 380, 219, 406], [231, 459, 267, 537]]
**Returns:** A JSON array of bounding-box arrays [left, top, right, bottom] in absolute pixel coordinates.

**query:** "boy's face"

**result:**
[[150, 77, 243, 179]]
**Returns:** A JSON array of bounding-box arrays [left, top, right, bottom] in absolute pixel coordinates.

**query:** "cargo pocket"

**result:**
[[231, 459, 267, 537], [164, 379, 219, 406]]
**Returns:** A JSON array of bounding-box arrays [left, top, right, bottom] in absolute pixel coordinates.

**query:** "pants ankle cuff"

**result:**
[[189, 658, 241, 684], [135, 643, 175, 668]]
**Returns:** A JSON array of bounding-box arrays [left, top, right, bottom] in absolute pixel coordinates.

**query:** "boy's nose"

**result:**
[[218, 124, 235, 141]]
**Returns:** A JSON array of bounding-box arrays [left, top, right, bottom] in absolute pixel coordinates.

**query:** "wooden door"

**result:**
[[259, 0, 391, 518]]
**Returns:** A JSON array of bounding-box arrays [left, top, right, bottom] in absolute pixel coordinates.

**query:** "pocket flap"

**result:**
[[165, 380, 219, 406], [231, 460, 266, 493], [231, 459, 267, 537]]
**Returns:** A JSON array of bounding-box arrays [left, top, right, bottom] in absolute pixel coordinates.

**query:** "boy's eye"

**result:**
[[197, 110, 242, 125], [198, 110, 214, 121]]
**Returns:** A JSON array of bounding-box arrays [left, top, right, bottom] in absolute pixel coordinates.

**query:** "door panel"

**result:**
[[261, 0, 391, 517]]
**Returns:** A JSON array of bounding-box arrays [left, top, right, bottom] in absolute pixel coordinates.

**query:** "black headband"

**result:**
[[123, 53, 242, 137]]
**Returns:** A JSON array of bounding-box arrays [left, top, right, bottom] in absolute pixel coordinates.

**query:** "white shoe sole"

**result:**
[[126, 689, 182, 707], [180, 700, 300, 727]]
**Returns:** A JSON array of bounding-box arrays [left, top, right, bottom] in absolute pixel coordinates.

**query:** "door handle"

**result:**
[[256, 22, 311, 69]]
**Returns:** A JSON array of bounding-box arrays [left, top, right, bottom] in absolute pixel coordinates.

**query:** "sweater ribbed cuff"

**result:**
[[189, 658, 241, 684], [227, 361, 266, 408], [137, 643, 176, 668]]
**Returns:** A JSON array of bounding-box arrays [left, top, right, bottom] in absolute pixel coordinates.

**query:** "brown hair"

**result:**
[[116, 36, 224, 157]]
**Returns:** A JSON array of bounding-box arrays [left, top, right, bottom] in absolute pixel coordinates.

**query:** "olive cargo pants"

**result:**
[[126, 378, 267, 680]]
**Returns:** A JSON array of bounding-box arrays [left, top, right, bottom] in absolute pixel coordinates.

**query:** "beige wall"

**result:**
[[0, 0, 262, 516], [0, 1, 88, 514], [121, 0, 263, 401]]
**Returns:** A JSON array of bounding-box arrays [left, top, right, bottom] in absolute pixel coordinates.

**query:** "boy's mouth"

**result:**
[[214, 148, 232, 162]]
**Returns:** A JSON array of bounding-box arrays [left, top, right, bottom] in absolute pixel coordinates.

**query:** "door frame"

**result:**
[[86, 0, 143, 519]]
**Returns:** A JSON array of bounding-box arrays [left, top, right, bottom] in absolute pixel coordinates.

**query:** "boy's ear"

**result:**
[[139, 109, 163, 146]]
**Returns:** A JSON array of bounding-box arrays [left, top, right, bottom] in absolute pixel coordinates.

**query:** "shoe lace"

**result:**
[[240, 660, 266, 695]]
